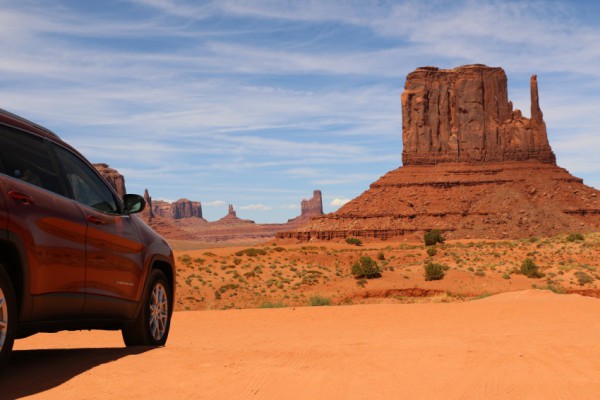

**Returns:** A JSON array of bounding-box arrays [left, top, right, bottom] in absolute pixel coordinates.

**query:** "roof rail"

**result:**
[[0, 108, 60, 138]]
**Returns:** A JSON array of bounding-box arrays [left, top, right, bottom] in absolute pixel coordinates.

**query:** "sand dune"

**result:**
[[4, 290, 600, 399]]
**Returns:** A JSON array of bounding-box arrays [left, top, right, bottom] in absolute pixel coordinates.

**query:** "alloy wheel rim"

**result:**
[[149, 283, 168, 341], [0, 287, 7, 351]]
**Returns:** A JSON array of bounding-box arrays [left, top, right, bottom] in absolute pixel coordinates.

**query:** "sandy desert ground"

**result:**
[[3, 290, 600, 400]]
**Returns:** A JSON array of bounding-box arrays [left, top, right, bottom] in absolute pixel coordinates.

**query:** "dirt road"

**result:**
[[3, 290, 600, 399]]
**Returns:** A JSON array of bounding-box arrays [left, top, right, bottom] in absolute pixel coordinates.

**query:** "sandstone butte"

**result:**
[[279, 64, 600, 241]]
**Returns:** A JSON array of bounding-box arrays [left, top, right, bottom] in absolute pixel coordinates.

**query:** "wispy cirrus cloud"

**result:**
[[2, 0, 599, 223]]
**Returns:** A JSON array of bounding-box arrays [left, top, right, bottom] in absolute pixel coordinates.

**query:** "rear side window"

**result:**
[[53, 145, 120, 214], [0, 125, 64, 195]]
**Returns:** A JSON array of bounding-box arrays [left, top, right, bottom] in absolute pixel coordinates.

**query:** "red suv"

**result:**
[[0, 108, 175, 370]]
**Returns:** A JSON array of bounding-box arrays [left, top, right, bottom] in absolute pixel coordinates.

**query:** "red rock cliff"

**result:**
[[401, 65, 555, 165], [93, 163, 126, 198]]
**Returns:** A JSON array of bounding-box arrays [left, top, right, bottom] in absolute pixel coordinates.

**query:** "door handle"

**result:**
[[8, 191, 34, 205], [86, 215, 106, 226]]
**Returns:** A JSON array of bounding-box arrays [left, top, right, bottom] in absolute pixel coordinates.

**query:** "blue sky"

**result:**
[[2, 0, 600, 223]]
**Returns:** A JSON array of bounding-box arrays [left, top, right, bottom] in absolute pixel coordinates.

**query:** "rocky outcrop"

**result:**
[[215, 204, 254, 225], [401, 65, 555, 165], [288, 190, 324, 223], [172, 198, 202, 219], [93, 163, 126, 198], [278, 65, 599, 241], [142, 188, 154, 218], [147, 196, 203, 219], [301, 190, 323, 217], [278, 161, 600, 241]]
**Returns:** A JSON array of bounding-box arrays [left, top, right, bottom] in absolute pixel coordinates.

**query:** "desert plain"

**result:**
[[4, 233, 600, 399]]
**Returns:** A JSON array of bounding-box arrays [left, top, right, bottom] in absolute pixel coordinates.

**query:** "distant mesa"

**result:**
[[92, 165, 326, 242], [279, 65, 600, 241], [214, 204, 255, 226], [151, 198, 203, 220], [288, 190, 324, 223]]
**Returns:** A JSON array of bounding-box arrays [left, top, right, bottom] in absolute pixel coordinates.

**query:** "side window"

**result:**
[[53, 145, 120, 214], [0, 126, 64, 195]]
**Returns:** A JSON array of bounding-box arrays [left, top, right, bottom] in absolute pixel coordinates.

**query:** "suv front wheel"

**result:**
[[122, 269, 172, 346], [0, 264, 17, 369]]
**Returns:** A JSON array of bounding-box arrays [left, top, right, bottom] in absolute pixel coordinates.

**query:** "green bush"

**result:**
[[575, 271, 594, 286], [377, 252, 385, 260], [520, 258, 544, 278], [351, 256, 382, 279], [346, 237, 363, 246], [426, 247, 438, 257], [309, 295, 331, 306], [424, 229, 445, 246], [566, 233, 585, 242], [235, 248, 267, 257], [423, 262, 445, 281]]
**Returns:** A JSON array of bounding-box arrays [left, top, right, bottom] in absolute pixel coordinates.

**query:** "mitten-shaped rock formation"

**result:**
[[278, 65, 600, 241], [94, 163, 126, 198], [401, 65, 555, 165]]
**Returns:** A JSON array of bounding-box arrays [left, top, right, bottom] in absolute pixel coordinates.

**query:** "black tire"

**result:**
[[122, 269, 172, 347], [0, 264, 17, 372]]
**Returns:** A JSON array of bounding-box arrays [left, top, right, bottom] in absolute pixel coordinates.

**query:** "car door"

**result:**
[[52, 145, 145, 318], [0, 125, 87, 321]]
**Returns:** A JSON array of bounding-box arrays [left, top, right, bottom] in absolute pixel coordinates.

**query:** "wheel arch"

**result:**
[[131, 254, 175, 321]]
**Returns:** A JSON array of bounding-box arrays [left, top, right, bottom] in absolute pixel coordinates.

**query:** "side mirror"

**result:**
[[123, 194, 146, 214]]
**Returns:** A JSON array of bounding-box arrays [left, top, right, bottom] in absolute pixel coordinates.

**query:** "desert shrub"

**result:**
[[502, 273, 511, 279], [377, 252, 385, 261], [423, 262, 445, 281], [356, 278, 368, 288], [424, 229, 445, 246], [520, 258, 544, 278], [351, 256, 382, 279], [566, 233, 585, 242], [309, 295, 331, 306], [217, 283, 240, 294], [426, 247, 438, 257], [235, 248, 267, 257], [575, 271, 594, 286], [346, 237, 363, 246], [259, 301, 287, 308]]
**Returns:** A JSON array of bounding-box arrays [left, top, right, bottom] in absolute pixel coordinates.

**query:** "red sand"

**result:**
[[4, 290, 600, 399]]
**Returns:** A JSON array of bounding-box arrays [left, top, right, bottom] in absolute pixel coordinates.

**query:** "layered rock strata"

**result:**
[[278, 161, 600, 241]]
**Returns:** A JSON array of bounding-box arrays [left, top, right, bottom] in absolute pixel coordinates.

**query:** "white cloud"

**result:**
[[204, 200, 227, 207], [240, 203, 272, 211], [330, 198, 350, 207]]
